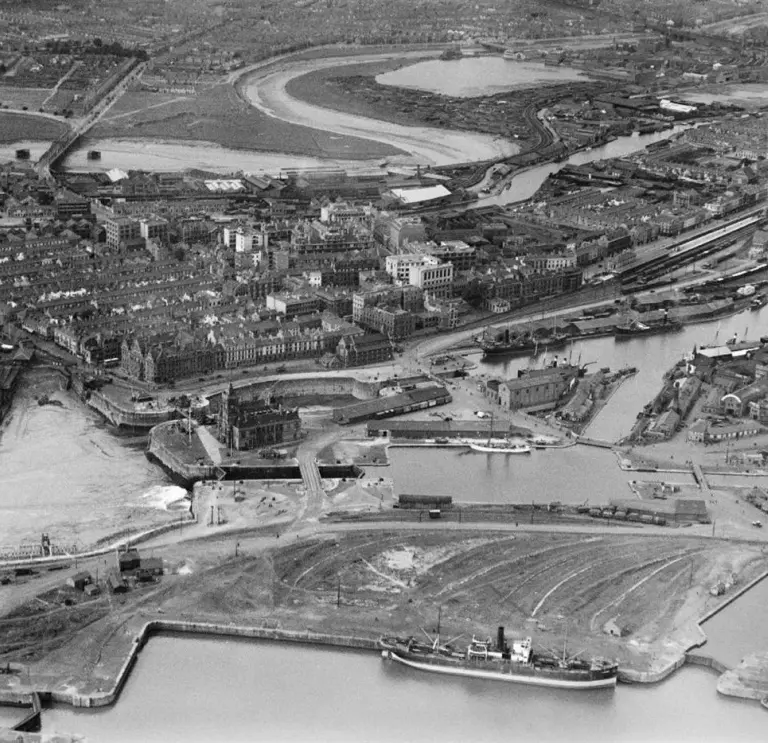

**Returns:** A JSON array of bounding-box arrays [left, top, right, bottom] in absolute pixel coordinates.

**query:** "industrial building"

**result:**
[[334, 386, 451, 425], [366, 419, 529, 440]]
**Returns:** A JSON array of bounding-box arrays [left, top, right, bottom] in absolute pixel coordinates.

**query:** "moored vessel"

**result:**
[[614, 318, 682, 339], [480, 328, 570, 357], [380, 627, 618, 690], [466, 439, 531, 454]]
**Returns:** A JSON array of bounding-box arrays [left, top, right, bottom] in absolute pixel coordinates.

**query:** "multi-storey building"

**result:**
[[217, 385, 301, 451], [265, 293, 321, 318], [408, 259, 454, 299], [139, 217, 170, 244], [105, 216, 140, 249]]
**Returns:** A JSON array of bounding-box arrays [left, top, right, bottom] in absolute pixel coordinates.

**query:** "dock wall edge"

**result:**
[[51, 621, 378, 708]]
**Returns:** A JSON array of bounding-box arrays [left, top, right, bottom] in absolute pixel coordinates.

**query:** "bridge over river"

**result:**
[[35, 60, 146, 180]]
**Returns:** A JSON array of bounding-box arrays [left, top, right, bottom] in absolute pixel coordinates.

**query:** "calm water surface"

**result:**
[[42, 636, 767, 743], [471, 304, 768, 442], [700, 576, 768, 669], [385, 446, 691, 505], [484, 125, 693, 207], [377, 58, 590, 97]]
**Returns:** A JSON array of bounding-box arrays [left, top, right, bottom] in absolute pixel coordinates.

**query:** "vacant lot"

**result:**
[[0, 111, 68, 143]]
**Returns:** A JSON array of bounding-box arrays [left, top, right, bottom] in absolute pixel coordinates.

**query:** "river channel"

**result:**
[[41, 634, 766, 742], [469, 304, 768, 442], [16, 54, 685, 181]]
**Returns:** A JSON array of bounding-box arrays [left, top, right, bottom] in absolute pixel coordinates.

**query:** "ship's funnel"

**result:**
[[497, 626, 505, 651]]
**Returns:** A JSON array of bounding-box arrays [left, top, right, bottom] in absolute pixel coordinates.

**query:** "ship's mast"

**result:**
[[562, 622, 568, 664]]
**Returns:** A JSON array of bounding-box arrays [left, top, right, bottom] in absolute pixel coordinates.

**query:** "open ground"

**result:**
[[2, 526, 767, 701], [0, 112, 68, 144]]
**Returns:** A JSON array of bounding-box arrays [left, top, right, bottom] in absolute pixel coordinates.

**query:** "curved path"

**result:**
[[241, 52, 518, 167]]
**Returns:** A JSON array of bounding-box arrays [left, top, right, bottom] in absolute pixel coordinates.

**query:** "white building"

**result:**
[[385, 253, 432, 283], [408, 259, 454, 299]]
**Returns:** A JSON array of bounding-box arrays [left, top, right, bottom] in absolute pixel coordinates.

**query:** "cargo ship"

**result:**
[[480, 328, 569, 357], [614, 318, 682, 339], [380, 627, 618, 690]]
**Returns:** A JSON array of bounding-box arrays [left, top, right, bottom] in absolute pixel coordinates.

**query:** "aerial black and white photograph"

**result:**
[[1, 1, 768, 741]]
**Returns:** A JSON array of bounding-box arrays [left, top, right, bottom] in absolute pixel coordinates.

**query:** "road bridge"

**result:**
[[35, 60, 146, 179]]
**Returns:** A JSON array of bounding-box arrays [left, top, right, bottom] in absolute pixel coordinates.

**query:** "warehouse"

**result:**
[[333, 386, 451, 425]]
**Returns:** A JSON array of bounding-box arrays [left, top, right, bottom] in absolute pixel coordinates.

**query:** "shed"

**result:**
[[118, 549, 141, 573], [66, 571, 92, 591], [107, 570, 128, 594], [140, 557, 164, 576]]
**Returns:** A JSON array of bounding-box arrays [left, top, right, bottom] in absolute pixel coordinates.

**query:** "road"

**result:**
[[36, 60, 147, 177]]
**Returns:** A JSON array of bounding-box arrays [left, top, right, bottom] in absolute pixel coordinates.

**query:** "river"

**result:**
[[41, 634, 766, 743], [469, 304, 768, 442], [480, 125, 693, 207]]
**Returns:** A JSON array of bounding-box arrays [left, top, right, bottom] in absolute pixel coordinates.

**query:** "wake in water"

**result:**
[[140, 485, 191, 511]]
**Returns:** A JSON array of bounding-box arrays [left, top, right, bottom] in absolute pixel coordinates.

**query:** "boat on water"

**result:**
[[467, 439, 531, 454], [380, 627, 618, 690], [480, 328, 570, 357], [614, 318, 682, 339]]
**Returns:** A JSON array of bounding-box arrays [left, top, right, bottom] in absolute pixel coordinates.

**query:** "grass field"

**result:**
[[284, 57, 434, 130], [0, 111, 69, 143], [89, 82, 402, 159], [0, 87, 51, 111]]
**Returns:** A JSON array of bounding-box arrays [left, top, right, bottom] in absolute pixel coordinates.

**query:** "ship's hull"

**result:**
[[614, 323, 682, 339], [481, 342, 537, 357], [467, 442, 531, 454], [481, 337, 569, 357], [383, 650, 617, 689]]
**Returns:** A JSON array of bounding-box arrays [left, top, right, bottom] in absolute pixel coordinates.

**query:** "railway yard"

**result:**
[[2, 526, 767, 694]]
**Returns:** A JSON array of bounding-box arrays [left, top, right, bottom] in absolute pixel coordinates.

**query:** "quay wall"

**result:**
[[147, 422, 363, 486], [87, 390, 178, 429], [0, 691, 41, 733], [621, 569, 768, 686], [52, 621, 378, 708], [686, 653, 728, 675], [698, 568, 768, 626], [254, 376, 381, 401]]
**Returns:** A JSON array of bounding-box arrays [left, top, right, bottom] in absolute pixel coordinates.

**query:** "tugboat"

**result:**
[[380, 626, 618, 690]]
